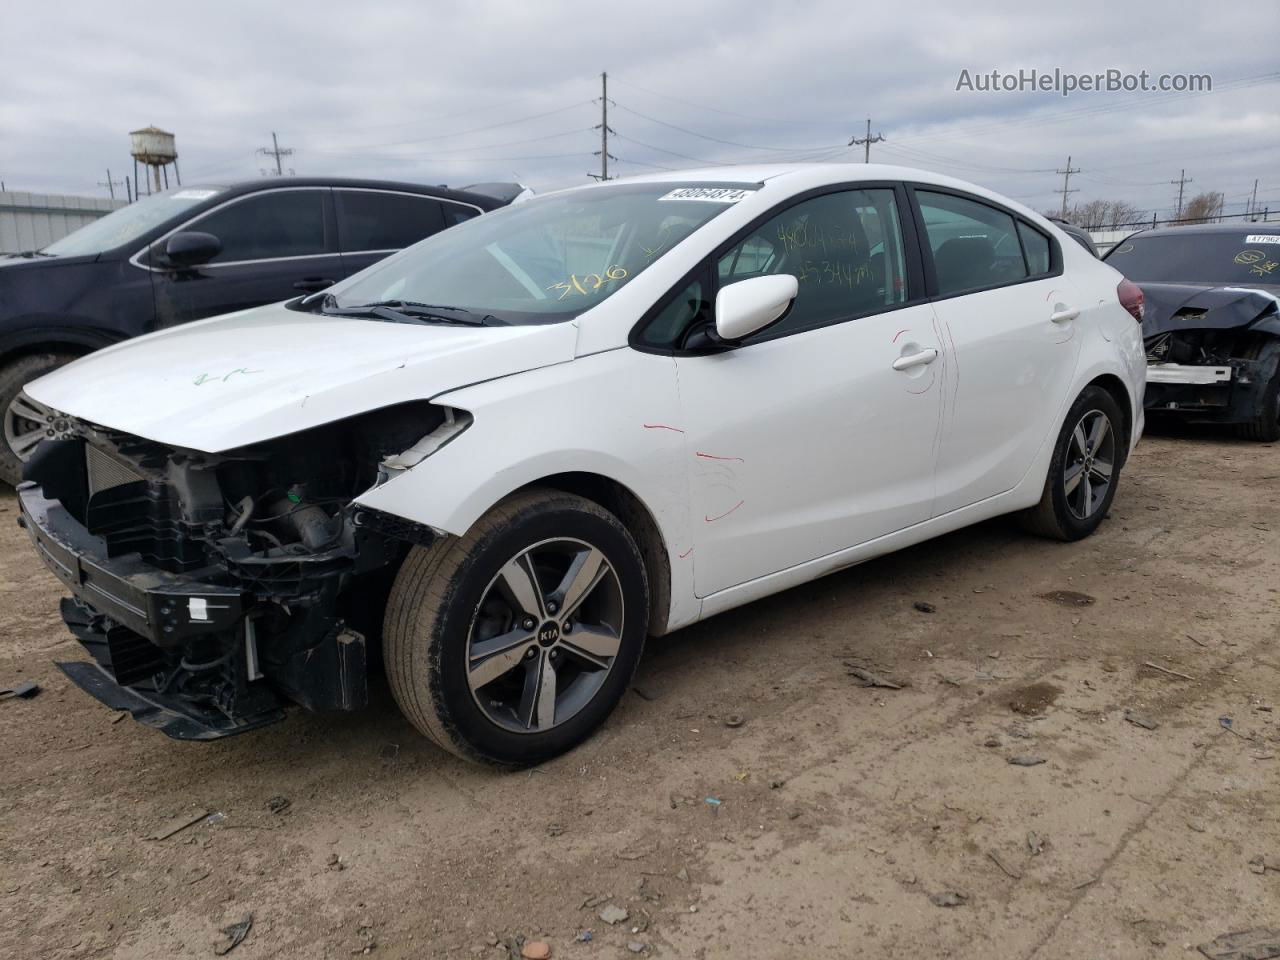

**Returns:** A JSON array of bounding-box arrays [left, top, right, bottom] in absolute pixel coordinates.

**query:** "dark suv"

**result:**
[[0, 178, 510, 482]]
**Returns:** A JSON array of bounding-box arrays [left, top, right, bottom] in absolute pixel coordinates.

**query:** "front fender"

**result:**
[[353, 348, 702, 631]]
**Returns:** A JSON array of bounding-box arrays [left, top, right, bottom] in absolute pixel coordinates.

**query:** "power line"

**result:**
[[611, 102, 844, 153], [349, 101, 594, 150], [1170, 168, 1194, 217], [610, 76, 825, 126], [592, 71, 616, 181], [1056, 156, 1081, 217], [257, 132, 294, 176], [849, 118, 885, 163]]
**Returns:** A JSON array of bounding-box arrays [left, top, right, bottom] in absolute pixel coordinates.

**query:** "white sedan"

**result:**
[[19, 164, 1146, 764]]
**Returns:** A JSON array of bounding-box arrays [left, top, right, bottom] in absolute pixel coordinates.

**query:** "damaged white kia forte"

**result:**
[[17, 165, 1146, 764]]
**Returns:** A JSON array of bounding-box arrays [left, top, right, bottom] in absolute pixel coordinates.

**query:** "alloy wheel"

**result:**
[[466, 537, 624, 734], [1064, 409, 1116, 520], [4, 392, 71, 463]]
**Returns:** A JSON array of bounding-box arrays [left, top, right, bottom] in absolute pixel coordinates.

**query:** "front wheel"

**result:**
[[1019, 385, 1125, 541], [1235, 340, 1280, 442], [383, 489, 648, 766]]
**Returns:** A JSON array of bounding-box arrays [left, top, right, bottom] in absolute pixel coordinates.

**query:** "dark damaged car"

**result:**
[[1105, 224, 1280, 440]]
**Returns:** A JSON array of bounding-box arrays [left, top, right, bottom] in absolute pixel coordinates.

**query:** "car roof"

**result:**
[[1126, 222, 1275, 239], [203, 177, 503, 209], [613, 162, 968, 187]]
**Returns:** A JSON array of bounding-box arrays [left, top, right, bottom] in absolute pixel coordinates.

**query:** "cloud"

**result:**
[[3, 0, 1276, 218]]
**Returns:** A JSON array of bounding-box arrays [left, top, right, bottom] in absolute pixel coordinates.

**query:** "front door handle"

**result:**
[[892, 348, 939, 371], [293, 277, 335, 292], [1050, 304, 1081, 324]]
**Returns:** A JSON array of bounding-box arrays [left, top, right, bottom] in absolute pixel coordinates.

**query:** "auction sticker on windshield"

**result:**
[[659, 186, 755, 203], [1244, 235, 1280, 244]]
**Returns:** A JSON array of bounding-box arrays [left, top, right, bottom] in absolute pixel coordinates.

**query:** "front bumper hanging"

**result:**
[[18, 482, 364, 740]]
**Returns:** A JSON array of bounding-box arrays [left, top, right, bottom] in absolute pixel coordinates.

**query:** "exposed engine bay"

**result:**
[[17, 401, 462, 739], [1140, 283, 1280, 426]]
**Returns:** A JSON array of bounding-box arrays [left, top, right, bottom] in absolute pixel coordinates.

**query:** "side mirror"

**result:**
[[714, 275, 798, 343], [163, 231, 222, 268]]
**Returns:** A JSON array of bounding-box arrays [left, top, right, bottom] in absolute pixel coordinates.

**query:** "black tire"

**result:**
[[0, 353, 77, 486], [1234, 340, 1280, 443], [1019, 385, 1126, 541], [383, 489, 648, 766]]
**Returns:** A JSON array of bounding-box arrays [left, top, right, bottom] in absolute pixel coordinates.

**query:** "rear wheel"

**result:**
[[0, 353, 77, 486], [1019, 386, 1125, 541], [383, 489, 648, 766], [1234, 340, 1280, 443]]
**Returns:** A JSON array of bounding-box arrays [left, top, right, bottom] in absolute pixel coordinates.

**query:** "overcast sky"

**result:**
[[3, 0, 1277, 220]]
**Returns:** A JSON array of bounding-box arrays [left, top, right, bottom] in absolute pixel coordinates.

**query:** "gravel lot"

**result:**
[[1, 430, 1277, 959]]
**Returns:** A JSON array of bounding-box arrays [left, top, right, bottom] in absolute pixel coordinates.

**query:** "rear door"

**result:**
[[911, 187, 1083, 515], [335, 189, 484, 278], [151, 187, 340, 327]]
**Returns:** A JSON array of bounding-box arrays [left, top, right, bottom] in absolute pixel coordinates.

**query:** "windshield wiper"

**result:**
[[319, 297, 501, 326], [8, 249, 55, 259]]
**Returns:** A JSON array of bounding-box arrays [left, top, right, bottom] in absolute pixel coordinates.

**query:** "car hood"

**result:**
[[25, 301, 578, 452], [1139, 281, 1280, 339]]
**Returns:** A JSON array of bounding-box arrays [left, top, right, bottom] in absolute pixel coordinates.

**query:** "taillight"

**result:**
[[1117, 279, 1144, 322]]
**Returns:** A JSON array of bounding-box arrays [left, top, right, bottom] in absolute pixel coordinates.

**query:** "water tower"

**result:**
[[130, 126, 180, 196]]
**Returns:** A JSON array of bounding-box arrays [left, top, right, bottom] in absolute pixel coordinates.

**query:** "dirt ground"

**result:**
[[1, 429, 1277, 960]]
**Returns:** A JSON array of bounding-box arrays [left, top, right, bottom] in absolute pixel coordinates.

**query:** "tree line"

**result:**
[[1043, 192, 1226, 229]]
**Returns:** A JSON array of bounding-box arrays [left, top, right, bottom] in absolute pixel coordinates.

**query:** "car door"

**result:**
[[911, 188, 1084, 516], [150, 187, 341, 327], [659, 185, 944, 597], [335, 189, 461, 278]]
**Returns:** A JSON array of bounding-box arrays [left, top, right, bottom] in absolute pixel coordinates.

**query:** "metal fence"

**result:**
[[1078, 208, 1274, 232], [0, 191, 126, 254]]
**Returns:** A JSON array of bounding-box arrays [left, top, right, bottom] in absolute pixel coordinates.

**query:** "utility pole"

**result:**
[[1248, 178, 1259, 219], [1055, 156, 1081, 218], [849, 118, 885, 163], [257, 132, 294, 176], [591, 72, 616, 181], [97, 169, 124, 199], [1170, 169, 1192, 219]]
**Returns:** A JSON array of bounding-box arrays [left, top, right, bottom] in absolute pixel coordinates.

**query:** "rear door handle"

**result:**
[[892, 348, 939, 371], [1050, 305, 1080, 323], [293, 277, 335, 292]]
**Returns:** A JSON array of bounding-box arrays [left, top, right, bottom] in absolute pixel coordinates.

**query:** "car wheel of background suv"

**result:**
[[1234, 339, 1280, 443], [0, 353, 77, 486], [1019, 385, 1125, 541], [383, 488, 649, 766]]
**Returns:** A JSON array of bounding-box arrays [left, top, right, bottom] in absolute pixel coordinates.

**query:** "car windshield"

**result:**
[[324, 182, 753, 324], [41, 187, 223, 257], [1105, 231, 1280, 285]]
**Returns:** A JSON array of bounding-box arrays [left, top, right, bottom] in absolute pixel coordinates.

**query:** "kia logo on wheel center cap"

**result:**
[[537, 622, 560, 646]]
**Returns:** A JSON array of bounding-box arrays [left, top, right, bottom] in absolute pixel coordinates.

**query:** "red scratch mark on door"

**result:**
[[892, 328, 910, 343], [678, 547, 693, 558], [696, 451, 745, 462], [705, 500, 745, 523], [643, 423, 685, 433]]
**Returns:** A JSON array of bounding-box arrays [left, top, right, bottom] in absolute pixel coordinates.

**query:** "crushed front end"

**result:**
[[17, 403, 453, 740], [1144, 329, 1280, 424]]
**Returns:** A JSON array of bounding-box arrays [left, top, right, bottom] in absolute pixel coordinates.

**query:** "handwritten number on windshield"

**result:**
[[548, 265, 629, 300]]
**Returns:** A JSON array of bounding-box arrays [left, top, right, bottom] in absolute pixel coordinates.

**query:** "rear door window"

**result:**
[[916, 191, 1027, 295], [1017, 221, 1052, 275], [336, 190, 446, 252], [192, 189, 330, 263]]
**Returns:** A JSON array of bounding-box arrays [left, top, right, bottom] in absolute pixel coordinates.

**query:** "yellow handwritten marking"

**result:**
[[1235, 249, 1266, 265], [547, 265, 629, 300], [1249, 260, 1278, 277]]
